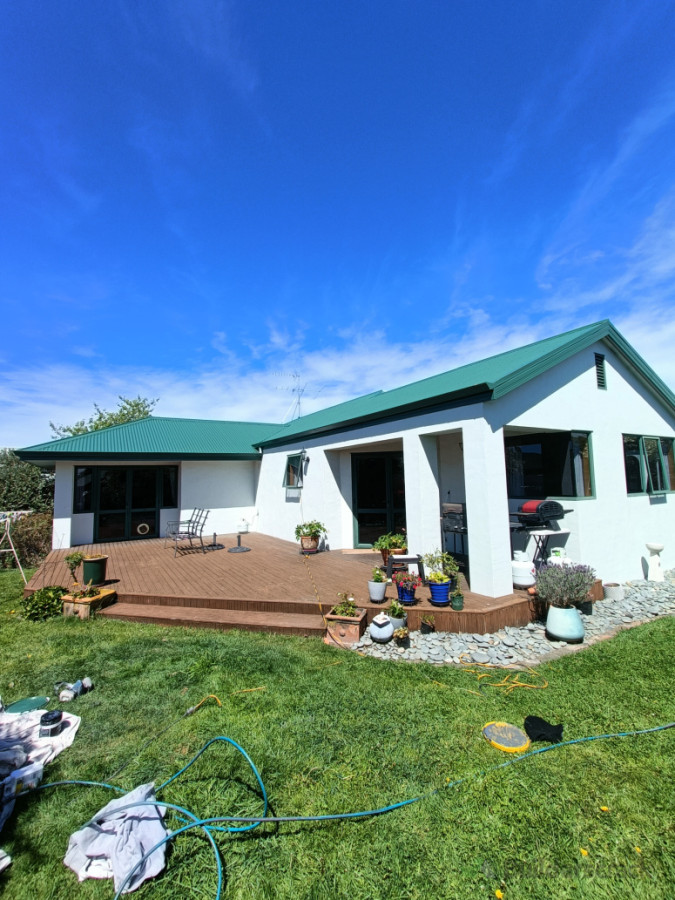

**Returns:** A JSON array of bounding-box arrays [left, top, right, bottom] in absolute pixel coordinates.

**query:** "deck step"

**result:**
[[98, 602, 327, 637]]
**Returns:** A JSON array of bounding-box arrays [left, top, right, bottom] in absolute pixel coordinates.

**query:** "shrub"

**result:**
[[21, 585, 67, 621], [6, 512, 53, 567], [535, 563, 596, 608]]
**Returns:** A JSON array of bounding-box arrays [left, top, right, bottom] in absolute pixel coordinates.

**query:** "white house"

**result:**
[[17, 320, 675, 598]]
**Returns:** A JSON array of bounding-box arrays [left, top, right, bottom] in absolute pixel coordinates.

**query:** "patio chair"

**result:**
[[385, 553, 425, 582], [164, 508, 209, 556]]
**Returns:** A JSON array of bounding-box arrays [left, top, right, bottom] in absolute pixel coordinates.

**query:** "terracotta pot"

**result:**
[[323, 607, 367, 646], [300, 535, 319, 553]]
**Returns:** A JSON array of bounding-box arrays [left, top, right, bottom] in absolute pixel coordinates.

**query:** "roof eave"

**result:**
[[15, 451, 262, 463], [256, 385, 493, 449]]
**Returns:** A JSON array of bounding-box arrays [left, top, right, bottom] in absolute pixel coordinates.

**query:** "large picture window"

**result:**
[[623, 435, 675, 494], [505, 431, 593, 499]]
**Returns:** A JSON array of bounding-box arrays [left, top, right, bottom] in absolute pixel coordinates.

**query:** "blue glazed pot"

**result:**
[[396, 586, 417, 605], [428, 582, 451, 606]]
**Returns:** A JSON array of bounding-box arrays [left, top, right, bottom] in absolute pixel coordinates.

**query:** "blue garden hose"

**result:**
[[18, 721, 675, 900]]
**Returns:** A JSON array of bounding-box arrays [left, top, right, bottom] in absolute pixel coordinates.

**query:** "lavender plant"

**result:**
[[535, 563, 596, 608]]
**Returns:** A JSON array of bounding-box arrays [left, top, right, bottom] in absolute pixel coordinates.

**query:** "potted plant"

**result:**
[[393, 570, 422, 605], [420, 613, 435, 635], [369, 611, 394, 643], [82, 554, 108, 587], [324, 592, 367, 646], [372, 532, 407, 565], [534, 563, 596, 643], [385, 599, 407, 631], [368, 566, 388, 603], [62, 580, 117, 619], [422, 549, 459, 605], [294, 520, 327, 554], [64, 551, 85, 585], [451, 589, 464, 611], [393, 626, 410, 649]]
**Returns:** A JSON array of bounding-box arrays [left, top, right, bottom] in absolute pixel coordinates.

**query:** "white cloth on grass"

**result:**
[[0, 709, 81, 832], [64, 782, 168, 895]]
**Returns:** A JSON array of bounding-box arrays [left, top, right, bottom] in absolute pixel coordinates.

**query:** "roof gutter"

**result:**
[[256, 385, 493, 449]]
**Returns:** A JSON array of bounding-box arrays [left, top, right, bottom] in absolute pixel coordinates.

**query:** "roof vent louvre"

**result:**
[[595, 353, 607, 389]]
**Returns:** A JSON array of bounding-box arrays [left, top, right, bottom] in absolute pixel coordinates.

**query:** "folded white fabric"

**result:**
[[64, 782, 168, 894]]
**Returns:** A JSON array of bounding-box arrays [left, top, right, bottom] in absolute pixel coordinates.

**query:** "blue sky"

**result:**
[[2, 1, 675, 448]]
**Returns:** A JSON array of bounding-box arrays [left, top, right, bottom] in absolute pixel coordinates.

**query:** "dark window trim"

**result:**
[[624, 434, 675, 495]]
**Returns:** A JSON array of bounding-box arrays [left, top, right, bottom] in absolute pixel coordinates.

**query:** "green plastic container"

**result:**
[[82, 555, 108, 586]]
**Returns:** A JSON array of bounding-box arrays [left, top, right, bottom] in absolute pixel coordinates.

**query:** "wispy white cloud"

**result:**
[[538, 78, 675, 283]]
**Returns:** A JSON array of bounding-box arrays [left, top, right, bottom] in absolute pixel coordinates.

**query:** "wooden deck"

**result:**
[[25, 534, 536, 636]]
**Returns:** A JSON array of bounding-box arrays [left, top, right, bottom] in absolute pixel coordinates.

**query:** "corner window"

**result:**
[[623, 435, 674, 494], [73, 466, 93, 513], [504, 431, 593, 498], [283, 454, 303, 488]]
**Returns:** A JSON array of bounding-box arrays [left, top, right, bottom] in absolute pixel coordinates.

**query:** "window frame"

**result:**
[[504, 430, 594, 500], [624, 434, 675, 495], [283, 453, 304, 489]]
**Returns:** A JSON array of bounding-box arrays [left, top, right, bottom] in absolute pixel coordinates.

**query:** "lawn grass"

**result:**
[[1, 568, 674, 899]]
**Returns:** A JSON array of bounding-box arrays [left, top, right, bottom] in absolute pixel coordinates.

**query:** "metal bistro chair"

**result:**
[[164, 508, 209, 557]]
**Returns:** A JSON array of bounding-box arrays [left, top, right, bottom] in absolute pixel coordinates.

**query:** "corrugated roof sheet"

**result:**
[[18, 417, 280, 460], [257, 320, 675, 446], [17, 320, 675, 460]]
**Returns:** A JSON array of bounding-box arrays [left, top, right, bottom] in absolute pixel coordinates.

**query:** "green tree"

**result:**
[[50, 395, 158, 439], [0, 450, 54, 512]]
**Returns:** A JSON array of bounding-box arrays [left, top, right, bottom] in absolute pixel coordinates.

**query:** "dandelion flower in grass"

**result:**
[[635, 847, 641, 854], [600, 806, 609, 812], [580, 848, 589, 857], [495, 891, 504, 899]]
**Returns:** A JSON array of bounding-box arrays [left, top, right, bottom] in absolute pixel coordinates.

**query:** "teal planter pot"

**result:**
[[546, 605, 584, 644], [82, 555, 108, 587]]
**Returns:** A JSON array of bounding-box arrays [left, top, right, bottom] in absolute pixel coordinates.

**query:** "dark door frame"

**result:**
[[351, 451, 406, 548]]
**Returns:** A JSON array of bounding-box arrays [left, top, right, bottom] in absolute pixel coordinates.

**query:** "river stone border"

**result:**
[[351, 570, 675, 668]]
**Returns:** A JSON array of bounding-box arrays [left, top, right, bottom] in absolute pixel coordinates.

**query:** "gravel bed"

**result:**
[[351, 570, 675, 667]]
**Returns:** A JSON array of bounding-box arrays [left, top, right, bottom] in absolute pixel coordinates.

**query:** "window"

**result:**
[[161, 467, 179, 507], [283, 454, 304, 488], [623, 435, 675, 494], [504, 431, 593, 498], [73, 467, 93, 513]]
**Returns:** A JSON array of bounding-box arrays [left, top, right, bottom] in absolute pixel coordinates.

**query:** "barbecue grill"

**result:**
[[514, 500, 566, 529]]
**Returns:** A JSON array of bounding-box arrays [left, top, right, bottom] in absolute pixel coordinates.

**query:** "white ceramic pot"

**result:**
[[368, 581, 387, 602], [546, 605, 584, 643], [603, 583, 624, 601], [370, 613, 394, 643]]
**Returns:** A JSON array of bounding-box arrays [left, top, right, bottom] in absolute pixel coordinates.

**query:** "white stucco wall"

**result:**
[[51, 459, 259, 548], [254, 340, 675, 595], [492, 341, 675, 582], [180, 460, 259, 536]]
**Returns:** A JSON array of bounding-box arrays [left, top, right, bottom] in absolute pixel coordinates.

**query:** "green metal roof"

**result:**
[[257, 320, 675, 447], [17, 417, 281, 461], [16, 321, 675, 461]]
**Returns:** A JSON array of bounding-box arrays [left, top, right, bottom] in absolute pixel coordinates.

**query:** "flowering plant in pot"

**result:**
[[393, 570, 422, 604], [393, 626, 410, 648], [422, 549, 459, 605], [324, 592, 367, 646], [294, 520, 327, 553], [535, 563, 596, 643], [385, 599, 407, 631], [368, 566, 388, 603]]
